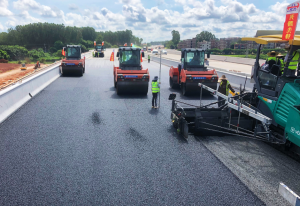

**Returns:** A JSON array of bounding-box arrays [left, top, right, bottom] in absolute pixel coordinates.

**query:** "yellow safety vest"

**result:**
[[266, 57, 277, 63], [152, 82, 160, 93], [220, 80, 230, 96], [288, 51, 299, 70]]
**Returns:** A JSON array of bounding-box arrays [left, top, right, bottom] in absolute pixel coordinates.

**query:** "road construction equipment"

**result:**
[[169, 48, 218, 95], [20, 63, 27, 70], [94, 42, 105, 58], [113, 46, 149, 95], [169, 34, 300, 154], [60, 45, 85, 76]]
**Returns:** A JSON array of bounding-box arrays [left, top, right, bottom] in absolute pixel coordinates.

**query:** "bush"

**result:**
[[49, 47, 57, 53], [40, 58, 46, 64], [0, 59, 8, 63], [25, 57, 31, 64], [54, 41, 64, 51], [0, 46, 27, 60], [29, 48, 45, 60], [0, 50, 10, 60], [105, 42, 112, 48], [112, 45, 118, 48], [18, 60, 22, 64]]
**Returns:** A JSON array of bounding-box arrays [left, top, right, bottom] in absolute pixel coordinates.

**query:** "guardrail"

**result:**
[[0, 51, 92, 124]]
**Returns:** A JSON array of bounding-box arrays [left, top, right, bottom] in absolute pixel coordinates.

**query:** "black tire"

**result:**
[[181, 83, 187, 96], [80, 68, 83, 76], [114, 77, 117, 88], [116, 84, 122, 95], [169, 77, 173, 88], [83, 67, 85, 73]]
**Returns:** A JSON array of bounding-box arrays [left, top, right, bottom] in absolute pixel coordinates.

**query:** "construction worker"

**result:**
[[151, 76, 160, 109], [148, 54, 150, 63], [205, 58, 209, 66], [284, 45, 299, 76], [266, 51, 278, 64], [276, 53, 285, 73], [217, 75, 236, 107]]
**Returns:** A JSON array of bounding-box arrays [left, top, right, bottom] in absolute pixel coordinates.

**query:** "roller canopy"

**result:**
[[242, 35, 300, 45]]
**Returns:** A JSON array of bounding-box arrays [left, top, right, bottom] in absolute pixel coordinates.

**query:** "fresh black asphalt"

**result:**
[[0, 58, 265, 205]]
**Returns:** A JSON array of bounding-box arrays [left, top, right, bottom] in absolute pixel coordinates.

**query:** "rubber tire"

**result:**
[[80, 68, 83, 76], [169, 77, 174, 88], [114, 77, 117, 88], [181, 83, 187, 96], [116, 83, 122, 95], [83, 67, 85, 73]]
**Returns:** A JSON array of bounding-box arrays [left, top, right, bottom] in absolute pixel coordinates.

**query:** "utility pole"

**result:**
[[246, 42, 249, 58], [159, 50, 162, 109]]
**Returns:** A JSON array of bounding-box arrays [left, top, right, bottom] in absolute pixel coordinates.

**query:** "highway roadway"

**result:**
[[0, 50, 299, 205]]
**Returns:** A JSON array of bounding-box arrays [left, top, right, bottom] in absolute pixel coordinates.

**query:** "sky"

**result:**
[[0, 0, 294, 42]]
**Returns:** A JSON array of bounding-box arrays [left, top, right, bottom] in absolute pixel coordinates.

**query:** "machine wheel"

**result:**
[[80, 68, 83, 76], [116, 83, 122, 95], [169, 77, 174, 88], [83, 67, 85, 73], [114, 77, 117, 88], [181, 83, 187, 96]]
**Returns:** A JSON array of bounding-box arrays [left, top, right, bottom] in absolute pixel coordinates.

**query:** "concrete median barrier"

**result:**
[[0, 64, 60, 124]]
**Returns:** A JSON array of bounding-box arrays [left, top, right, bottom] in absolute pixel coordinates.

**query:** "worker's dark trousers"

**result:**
[[286, 69, 296, 76], [148, 59, 150, 63], [218, 96, 226, 107], [152, 93, 158, 107]]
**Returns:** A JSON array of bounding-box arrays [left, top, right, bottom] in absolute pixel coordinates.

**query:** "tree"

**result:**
[[54, 40, 64, 50], [196, 31, 216, 43], [166, 41, 175, 49], [0, 50, 10, 60], [171, 30, 180, 46], [95, 34, 103, 44]]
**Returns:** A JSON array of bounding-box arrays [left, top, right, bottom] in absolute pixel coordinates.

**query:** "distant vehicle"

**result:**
[[152, 49, 159, 54], [159, 47, 161, 49], [143, 47, 147, 51], [60, 45, 85, 76], [148, 48, 151, 53], [162, 50, 167, 55]]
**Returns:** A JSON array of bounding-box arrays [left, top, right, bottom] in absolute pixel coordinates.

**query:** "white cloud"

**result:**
[[13, 0, 64, 18], [0, 0, 13, 16], [0, 22, 4, 30], [0, 0, 290, 41], [69, 4, 78, 10]]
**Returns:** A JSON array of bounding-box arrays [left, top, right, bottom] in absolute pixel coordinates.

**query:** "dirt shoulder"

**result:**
[[0, 63, 46, 89]]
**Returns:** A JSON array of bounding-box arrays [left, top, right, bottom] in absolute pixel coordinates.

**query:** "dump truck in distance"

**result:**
[[113, 47, 149, 95], [60, 45, 85, 76]]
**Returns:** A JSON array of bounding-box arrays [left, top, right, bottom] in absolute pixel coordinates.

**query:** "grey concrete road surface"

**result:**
[[0, 55, 265, 205]]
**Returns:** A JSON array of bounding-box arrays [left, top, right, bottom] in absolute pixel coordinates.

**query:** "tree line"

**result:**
[[0, 23, 143, 48], [0, 22, 144, 62]]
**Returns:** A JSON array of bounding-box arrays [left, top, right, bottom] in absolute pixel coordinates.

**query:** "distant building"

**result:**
[[234, 44, 247, 49], [177, 38, 197, 49], [211, 39, 220, 49], [219, 37, 241, 50], [197, 41, 211, 50]]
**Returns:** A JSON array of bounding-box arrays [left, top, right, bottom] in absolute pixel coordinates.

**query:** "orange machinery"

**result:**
[[60, 45, 85, 76], [113, 46, 149, 95], [169, 48, 218, 95]]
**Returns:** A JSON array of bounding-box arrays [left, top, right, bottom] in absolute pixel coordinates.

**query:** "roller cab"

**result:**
[[94, 45, 105, 58], [114, 47, 149, 95], [169, 48, 218, 95]]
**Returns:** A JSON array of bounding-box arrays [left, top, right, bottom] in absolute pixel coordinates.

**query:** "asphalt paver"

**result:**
[[0, 56, 266, 205]]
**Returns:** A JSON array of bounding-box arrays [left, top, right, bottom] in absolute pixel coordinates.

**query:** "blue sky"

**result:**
[[0, 0, 293, 42]]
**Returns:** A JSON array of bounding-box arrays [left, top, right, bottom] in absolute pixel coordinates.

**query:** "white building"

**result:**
[[197, 41, 211, 50]]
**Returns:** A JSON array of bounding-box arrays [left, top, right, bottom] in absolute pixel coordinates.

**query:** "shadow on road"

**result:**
[[110, 93, 149, 99], [148, 108, 159, 115]]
